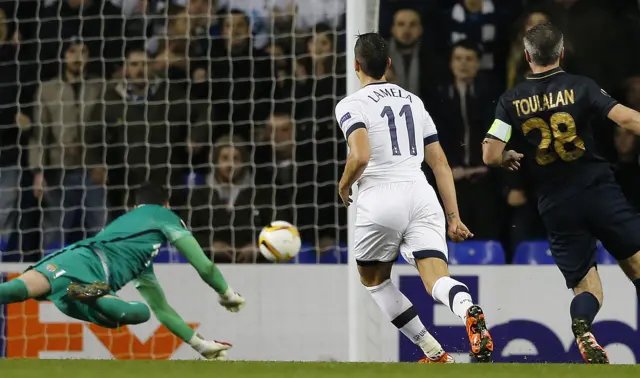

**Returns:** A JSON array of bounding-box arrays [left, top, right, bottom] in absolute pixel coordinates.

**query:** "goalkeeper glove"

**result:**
[[189, 334, 232, 360], [219, 288, 245, 312], [199, 341, 232, 360]]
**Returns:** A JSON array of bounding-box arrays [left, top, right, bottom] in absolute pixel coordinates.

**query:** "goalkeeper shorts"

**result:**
[[28, 247, 110, 302]]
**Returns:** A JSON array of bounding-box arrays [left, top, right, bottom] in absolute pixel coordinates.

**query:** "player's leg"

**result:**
[[67, 282, 151, 326], [402, 227, 493, 363], [588, 181, 640, 305], [401, 179, 493, 362], [0, 270, 51, 304], [542, 199, 608, 364], [618, 253, 640, 298], [354, 216, 452, 363]]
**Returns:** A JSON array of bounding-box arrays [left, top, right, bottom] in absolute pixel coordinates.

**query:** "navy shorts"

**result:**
[[541, 179, 640, 289]]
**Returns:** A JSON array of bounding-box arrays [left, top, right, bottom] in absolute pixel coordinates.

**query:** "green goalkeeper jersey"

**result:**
[[70, 205, 192, 291]]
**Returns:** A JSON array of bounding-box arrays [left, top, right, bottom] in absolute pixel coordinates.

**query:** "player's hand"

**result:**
[[447, 216, 473, 242], [199, 340, 232, 361], [33, 172, 46, 199], [501, 150, 524, 171], [219, 290, 245, 313], [338, 184, 353, 207]]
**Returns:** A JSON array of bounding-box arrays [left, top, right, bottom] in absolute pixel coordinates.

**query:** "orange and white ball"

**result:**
[[258, 221, 302, 262]]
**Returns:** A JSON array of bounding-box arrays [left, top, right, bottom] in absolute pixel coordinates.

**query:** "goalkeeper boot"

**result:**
[[418, 352, 455, 364], [466, 305, 494, 363], [572, 318, 609, 364], [67, 282, 111, 303]]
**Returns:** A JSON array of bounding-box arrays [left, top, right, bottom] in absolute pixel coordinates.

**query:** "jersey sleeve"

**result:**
[[154, 207, 193, 243], [335, 97, 368, 140], [486, 97, 513, 143], [422, 106, 439, 145], [585, 79, 619, 118]]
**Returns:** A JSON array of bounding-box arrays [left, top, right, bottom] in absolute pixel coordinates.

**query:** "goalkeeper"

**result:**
[[0, 182, 245, 360]]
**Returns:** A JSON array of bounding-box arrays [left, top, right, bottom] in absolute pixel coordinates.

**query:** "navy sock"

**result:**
[[570, 292, 600, 326]]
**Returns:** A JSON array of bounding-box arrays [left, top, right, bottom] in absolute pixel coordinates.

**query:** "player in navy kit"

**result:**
[[483, 23, 640, 364]]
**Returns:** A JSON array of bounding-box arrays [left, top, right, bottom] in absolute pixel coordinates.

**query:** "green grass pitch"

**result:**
[[1, 360, 640, 378]]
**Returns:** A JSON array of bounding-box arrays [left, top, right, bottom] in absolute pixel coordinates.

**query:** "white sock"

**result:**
[[367, 279, 443, 358], [432, 276, 474, 322]]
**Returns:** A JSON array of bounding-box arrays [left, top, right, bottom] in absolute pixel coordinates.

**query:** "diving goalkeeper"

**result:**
[[0, 182, 245, 360]]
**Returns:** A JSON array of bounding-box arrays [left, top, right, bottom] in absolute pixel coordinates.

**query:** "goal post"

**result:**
[[346, 0, 383, 362]]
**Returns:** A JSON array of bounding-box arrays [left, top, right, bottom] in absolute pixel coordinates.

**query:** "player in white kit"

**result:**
[[336, 33, 494, 363]]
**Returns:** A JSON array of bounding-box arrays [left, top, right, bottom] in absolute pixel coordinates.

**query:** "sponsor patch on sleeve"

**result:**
[[339, 112, 351, 127]]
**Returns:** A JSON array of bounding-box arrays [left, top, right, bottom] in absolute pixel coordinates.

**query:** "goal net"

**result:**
[[0, 0, 372, 360]]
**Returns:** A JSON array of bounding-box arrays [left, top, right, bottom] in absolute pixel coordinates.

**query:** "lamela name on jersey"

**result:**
[[367, 87, 413, 103], [512, 89, 576, 116]]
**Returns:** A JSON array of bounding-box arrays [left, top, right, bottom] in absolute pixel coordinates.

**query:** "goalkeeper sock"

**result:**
[[93, 297, 151, 325], [0, 279, 30, 304], [570, 292, 600, 327], [367, 279, 444, 358], [431, 276, 473, 322]]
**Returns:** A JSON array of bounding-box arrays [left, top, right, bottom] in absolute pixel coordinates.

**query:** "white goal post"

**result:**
[[346, 0, 385, 363]]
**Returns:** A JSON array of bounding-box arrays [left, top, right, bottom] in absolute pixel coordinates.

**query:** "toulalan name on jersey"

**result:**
[[512, 89, 575, 117], [367, 88, 413, 103]]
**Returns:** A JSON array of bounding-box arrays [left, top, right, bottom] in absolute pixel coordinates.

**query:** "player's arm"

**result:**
[[156, 207, 244, 311], [339, 128, 370, 197], [424, 140, 458, 218], [336, 99, 370, 207], [173, 235, 245, 312], [585, 79, 640, 135], [608, 104, 640, 135], [134, 268, 230, 360], [482, 100, 523, 169]]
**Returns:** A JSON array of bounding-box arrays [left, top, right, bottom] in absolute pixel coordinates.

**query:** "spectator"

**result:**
[[255, 111, 342, 250], [30, 0, 125, 80], [188, 135, 281, 263], [0, 8, 41, 260], [123, 0, 155, 45], [266, 38, 297, 104], [296, 23, 345, 124], [152, 5, 192, 86], [546, 0, 632, 92], [0, 7, 20, 242], [388, 8, 442, 101], [209, 9, 274, 141], [87, 46, 205, 216], [30, 39, 107, 248], [613, 127, 640, 211], [505, 9, 550, 89], [625, 76, 640, 111], [430, 40, 502, 239], [447, 0, 501, 74]]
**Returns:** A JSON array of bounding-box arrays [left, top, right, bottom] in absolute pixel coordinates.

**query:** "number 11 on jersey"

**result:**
[[381, 105, 417, 156]]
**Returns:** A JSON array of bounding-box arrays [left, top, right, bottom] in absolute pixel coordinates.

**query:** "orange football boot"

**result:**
[[572, 318, 609, 364], [418, 352, 455, 364], [466, 305, 494, 363]]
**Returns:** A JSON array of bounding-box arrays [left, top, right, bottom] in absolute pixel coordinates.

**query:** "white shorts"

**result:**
[[353, 180, 447, 267]]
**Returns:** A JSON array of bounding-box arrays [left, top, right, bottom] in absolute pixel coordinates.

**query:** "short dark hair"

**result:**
[[451, 39, 482, 60], [125, 44, 147, 59], [226, 8, 251, 28], [135, 182, 169, 206], [355, 32, 389, 80], [523, 22, 564, 66]]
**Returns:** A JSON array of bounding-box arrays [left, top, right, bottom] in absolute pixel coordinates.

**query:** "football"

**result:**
[[258, 221, 302, 262]]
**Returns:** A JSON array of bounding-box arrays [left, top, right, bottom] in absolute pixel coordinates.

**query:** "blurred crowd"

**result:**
[[0, 0, 639, 264]]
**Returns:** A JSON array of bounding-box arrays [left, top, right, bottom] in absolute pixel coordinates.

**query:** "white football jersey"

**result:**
[[335, 82, 438, 191]]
